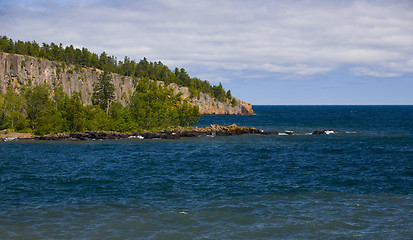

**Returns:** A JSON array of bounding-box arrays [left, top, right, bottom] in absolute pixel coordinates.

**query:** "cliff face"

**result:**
[[170, 84, 253, 115], [0, 52, 253, 115]]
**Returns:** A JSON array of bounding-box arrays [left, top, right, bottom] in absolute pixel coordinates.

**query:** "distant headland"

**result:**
[[0, 36, 253, 116], [0, 36, 253, 136]]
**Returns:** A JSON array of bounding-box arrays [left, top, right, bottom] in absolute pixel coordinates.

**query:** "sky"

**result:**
[[1, 0, 412, 105]]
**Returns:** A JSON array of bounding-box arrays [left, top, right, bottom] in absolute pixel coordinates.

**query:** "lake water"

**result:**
[[1, 106, 412, 239]]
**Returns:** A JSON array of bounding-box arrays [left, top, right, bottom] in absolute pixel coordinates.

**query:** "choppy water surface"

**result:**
[[1, 106, 412, 239]]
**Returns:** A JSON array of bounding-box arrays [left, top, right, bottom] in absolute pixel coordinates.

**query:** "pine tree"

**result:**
[[92, 71, 115, 114]]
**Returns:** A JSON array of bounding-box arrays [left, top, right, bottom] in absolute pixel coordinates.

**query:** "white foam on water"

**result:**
[[128, 135, 144, 139], [3, 137, 16, 141]]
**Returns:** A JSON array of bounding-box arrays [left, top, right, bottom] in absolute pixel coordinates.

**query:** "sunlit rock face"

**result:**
[[0, 52, 254, 115]]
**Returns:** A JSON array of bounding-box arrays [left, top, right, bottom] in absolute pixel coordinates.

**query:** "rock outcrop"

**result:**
[[0, 52, 253, 115], [31, 124, 263, 140], [0, 131, 35, 140], [1, 126, 340, 141], [170, 83, 253, 115], [312, 130, 335, 135]]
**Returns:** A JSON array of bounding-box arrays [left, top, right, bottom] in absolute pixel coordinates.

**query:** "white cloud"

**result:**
[[351, 67, 401, 78], [1, 0, 412, 84]]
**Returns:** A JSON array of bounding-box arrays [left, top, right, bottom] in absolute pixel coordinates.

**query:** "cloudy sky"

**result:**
[[1, 0, 412, 104]]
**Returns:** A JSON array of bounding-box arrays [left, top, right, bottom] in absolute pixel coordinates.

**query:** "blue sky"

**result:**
[[1, 0, 412, 105]]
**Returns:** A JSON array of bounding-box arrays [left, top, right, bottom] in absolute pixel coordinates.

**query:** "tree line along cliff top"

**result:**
[[0, 35, 256, 135], [0, 35, 236, 105]]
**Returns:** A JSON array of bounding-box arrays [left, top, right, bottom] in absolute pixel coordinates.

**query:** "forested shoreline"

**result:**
[[0, 70, 200, 135]]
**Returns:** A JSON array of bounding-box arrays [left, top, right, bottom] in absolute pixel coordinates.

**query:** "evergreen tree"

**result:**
[[92, 71, 115, 114], [213, 83, 226, 102], [0, 81, 200, 134], [65, 92, 87, 132], [0, 35, 235, 103], [0, 35, 236, 135], [129, 78, 200, 130]]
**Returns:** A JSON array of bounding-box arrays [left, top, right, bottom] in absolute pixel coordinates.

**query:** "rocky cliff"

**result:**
[[0, 52, 253, 115]]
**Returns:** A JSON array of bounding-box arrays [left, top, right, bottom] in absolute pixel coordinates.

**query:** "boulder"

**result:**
[[312, 130, 335, 135], [260, 131, 279, 135], [33, 124, 267, 140]]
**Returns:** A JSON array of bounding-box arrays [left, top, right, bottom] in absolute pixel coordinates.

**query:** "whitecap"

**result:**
[[3, 137, 17, 141], [128, 135, 144, 139]]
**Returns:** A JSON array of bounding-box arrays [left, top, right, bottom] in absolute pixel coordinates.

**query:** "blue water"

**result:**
[[1, 106, 412, 239]]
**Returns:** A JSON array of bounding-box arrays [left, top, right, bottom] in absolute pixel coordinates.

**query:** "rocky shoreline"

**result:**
[[0, 124, 336, 141], [35, 124, 267, 140]]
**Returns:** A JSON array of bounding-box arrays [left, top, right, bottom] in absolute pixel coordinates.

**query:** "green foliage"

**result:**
[[0, 79, 200, 134], [231, 98, 238, 107], [0, 92, 7, 130], [92, 71, 115, 113], [0, 35, 233, 135], [129, 78, 200, 130], [0, 110, 7, 130], [64, 92, 87, 132], [226, 90, 232, 99], [1, 88, 29, 131], [23, 84, 52, 131], [177, 101, 200, 127], [108, 102, 134, 132], [0, 35, 234, 102], [188, 86, 200, 100], [84, 105, 111, 131], [212, 83, 227, 102]]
